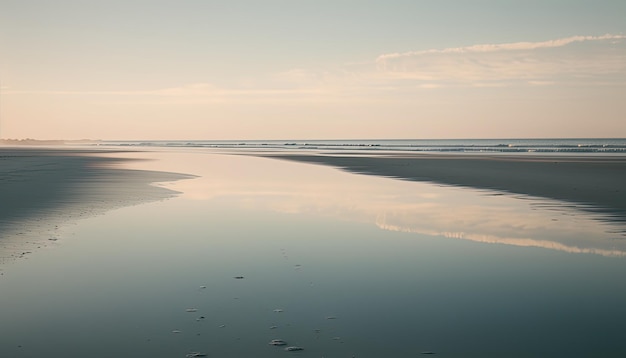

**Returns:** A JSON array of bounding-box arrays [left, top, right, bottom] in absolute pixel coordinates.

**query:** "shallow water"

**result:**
[[1, 149, 626, 357]]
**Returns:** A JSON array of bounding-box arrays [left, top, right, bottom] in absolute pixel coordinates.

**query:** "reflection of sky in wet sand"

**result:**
[[3, 148, 626, 358], [122, 149, 626, 258]]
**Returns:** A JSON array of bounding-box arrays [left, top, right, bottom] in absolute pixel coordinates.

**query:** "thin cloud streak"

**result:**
[[376, 34, 626, 61], [374, 34, 626, 86]]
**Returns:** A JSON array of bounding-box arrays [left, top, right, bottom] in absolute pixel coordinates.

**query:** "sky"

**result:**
[[1, 0, 625, 140]]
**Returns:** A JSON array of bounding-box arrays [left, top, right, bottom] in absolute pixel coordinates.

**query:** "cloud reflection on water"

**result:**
[[124, 150, 626, 258]]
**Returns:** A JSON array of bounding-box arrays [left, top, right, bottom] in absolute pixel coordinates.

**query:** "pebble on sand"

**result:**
[[284, 346, 304, 351], [186, 352, 207, 357], [269, 339, 287, 346]]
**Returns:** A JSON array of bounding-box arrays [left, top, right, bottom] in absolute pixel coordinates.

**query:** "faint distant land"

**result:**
[[0, 138, 65, 145], [0, 81, 100, 146], [0, 138, 101, 145], [0, 81, 65, 145]]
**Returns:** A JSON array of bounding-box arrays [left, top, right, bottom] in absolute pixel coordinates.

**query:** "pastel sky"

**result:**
[[1, 0, 625, 140]]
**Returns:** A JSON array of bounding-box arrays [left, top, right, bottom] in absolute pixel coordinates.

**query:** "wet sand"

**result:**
[[2, 148, 626, 357], [0, 147, 192, 260], [262, 153, 626, 217]]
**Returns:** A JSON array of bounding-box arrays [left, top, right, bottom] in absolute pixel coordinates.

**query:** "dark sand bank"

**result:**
[[263, 153, 626, 218], [0, 148, 193, 261]]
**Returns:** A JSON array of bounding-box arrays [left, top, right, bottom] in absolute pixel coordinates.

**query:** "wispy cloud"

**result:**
[[377, 34, 625, 61], [375, 34, 626, 85], [5, 34, 625, 100]]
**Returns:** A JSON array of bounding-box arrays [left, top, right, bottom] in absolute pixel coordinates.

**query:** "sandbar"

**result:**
[[0, 147, 192, 261], [262, 153, 626, 218]]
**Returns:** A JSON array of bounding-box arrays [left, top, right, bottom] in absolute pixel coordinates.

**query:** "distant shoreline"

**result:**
[[262, 152, 626, 217], [0, 139, 101, 145]]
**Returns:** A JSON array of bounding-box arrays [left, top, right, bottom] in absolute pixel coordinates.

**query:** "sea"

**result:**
[[99, 138, 626, 154]]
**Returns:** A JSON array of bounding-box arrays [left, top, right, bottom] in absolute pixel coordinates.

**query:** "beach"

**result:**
[[3, 1, 625, 355], [0, 147, 192, 262], [2, 146, 626, 357], [2, 147, 626, 260], [264, 153, 626, 216], [4, 148, 625, 228]]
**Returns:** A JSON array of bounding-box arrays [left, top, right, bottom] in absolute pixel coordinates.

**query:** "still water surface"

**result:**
[[1, 149, 626, 357]]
